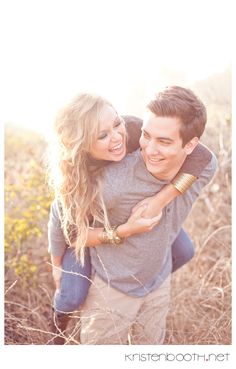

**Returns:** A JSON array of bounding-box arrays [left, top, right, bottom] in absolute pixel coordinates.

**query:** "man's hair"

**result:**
[[147, 86, 207, 146]]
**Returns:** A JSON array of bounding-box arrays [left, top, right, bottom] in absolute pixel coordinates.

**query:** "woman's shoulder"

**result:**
[[122, 115, 143, 153]]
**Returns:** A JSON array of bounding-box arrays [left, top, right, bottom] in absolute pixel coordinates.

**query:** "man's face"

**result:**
[[140, 112, 190, 180]]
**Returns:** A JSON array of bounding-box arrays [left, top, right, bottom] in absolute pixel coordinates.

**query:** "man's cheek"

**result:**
[[139, 138, 147, 149]]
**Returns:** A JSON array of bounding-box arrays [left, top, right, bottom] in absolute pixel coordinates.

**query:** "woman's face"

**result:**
[[90, 105, 127, 161]]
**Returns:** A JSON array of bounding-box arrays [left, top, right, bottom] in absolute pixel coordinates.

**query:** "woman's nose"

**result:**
[[111, 130, 121, 141]]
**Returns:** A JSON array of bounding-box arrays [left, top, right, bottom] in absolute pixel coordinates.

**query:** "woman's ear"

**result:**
[[184, 137, 199, 155]]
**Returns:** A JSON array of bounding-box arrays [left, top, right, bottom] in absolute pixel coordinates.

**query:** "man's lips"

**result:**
[[147, 156, 165, 164]]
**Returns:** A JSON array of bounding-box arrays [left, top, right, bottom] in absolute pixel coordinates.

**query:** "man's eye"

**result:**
[[160, 141, 170, 145], [143, 132, 150, 139]]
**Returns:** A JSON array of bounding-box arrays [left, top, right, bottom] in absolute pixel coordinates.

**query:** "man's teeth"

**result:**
[[149, 157, 163, 162]]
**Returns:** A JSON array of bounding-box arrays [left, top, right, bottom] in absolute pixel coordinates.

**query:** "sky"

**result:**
[[1, 0, 232, 138]]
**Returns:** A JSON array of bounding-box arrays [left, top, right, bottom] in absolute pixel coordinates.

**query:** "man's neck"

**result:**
[[150, 157, 187, 182], [152, 167, 183, 182]]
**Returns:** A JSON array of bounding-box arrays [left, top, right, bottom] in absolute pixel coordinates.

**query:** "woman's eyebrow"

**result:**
[[98, 116, 119, 134]]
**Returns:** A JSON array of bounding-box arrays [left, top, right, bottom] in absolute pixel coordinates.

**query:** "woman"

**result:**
[[47, 93, 212, 344]]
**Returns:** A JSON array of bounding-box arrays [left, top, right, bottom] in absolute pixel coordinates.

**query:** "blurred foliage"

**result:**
[[5, 125, 53, 286]]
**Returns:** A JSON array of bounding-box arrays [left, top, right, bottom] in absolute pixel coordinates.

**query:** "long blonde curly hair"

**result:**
[[48, 93, 114, 263]]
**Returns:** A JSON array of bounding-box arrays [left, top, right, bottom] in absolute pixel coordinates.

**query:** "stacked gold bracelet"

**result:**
[[171, 173, 197, 194], [99, 226, 124, 245]]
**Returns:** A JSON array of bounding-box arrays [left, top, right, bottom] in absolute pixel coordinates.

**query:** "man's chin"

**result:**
[[145, 162, 168, 179]]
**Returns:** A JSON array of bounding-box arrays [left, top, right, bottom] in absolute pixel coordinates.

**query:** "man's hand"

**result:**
[[118, 204, 162, 238], [52, 265, 62, 290]]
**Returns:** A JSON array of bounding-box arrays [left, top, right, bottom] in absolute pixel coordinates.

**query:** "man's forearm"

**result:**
[[51, 254, 63, 267]]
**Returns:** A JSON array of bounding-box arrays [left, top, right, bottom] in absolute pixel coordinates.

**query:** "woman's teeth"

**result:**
[[110, 143, 123, 152]]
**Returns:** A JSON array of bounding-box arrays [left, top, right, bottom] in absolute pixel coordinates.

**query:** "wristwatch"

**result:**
[[112, 226, 124, 245]]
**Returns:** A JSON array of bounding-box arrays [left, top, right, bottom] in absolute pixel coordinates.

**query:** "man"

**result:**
[[80, 86, 217, 344]]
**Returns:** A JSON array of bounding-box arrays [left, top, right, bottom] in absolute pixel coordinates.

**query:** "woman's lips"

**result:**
[[109, 142, 125, 155]]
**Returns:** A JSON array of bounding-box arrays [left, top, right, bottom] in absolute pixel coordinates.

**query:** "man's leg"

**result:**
[[80, 273, 142, 345], [131, 275, 171, 345]]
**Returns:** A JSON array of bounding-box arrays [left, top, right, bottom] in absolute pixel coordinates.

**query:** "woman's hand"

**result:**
[[131, 195, 163, 219], [117, 204, 162, 238]]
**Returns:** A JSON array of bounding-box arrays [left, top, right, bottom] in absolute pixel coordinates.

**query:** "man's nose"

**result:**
[[145, 140, 160, 155]]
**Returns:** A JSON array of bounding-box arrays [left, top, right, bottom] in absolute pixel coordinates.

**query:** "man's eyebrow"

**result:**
[[142, 129, 174, 142], [157, 137, 174, 142]]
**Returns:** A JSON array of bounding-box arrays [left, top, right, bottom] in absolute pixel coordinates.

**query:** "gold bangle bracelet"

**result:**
[[98, 226, 124, 245], [171, 173, 197, 194]]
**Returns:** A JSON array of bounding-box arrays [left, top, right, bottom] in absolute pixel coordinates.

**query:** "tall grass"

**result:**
[[4, 72, 231, 344]]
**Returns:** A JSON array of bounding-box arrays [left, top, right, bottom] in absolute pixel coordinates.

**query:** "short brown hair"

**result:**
[[147, 86, 207, 146]]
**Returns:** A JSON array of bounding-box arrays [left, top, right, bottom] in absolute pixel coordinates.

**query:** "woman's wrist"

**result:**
[[116, 223, 131, 238], [171, 173, 197, 194], [98, 226, 124, 245]]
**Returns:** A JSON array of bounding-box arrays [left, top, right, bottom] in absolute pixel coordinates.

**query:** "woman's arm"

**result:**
[[124, 115, 213, 218], [131, 175, 196, 219], [73, 204, 162, 247]]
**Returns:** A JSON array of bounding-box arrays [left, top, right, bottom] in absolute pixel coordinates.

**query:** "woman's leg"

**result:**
[[54, 247, 91, 314], [49, 248, 91, 344], [171, 228, 195, 273]]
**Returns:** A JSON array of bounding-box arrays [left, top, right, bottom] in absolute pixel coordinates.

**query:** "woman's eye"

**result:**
[[114, 120, 121, 127], [98, 133, 107, 140]]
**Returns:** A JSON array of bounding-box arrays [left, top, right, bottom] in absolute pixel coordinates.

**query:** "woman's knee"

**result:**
[[54, 248, 91, 312]]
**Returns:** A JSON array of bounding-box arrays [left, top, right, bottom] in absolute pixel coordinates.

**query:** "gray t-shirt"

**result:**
[[90, 149, 217, 296], [48, 149, 217, 297]]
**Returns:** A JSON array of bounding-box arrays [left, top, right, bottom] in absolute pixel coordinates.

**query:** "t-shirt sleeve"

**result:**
[[48, 199, 68, 257], [122, 115, 143, 153], [179, 142, 213, 178], [187, 152, 218, 201]]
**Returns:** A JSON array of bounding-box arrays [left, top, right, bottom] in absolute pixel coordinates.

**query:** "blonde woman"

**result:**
[[47, 93, 212, 344]]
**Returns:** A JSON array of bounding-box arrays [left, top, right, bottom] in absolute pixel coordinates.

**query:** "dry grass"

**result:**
[[4, 73, 231, 345]]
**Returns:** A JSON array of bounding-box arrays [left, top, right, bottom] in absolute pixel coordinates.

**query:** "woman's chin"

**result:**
[[109, 149, 126, 162]]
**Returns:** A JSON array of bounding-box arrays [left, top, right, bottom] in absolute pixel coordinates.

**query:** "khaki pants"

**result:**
[[80, 273, 171, 345]]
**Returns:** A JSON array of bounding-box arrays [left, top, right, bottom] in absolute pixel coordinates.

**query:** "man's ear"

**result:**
[[184, 137, 199, 155]]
